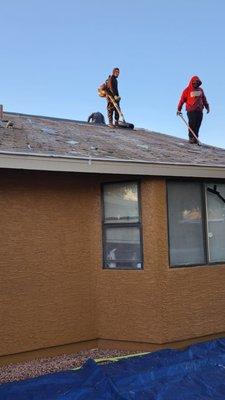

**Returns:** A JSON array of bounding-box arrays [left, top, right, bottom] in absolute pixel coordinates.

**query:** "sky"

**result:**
[[1, 0, 225, 147]]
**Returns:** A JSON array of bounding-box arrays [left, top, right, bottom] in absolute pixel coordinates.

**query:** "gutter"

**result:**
[[0, 150, 225, 178]]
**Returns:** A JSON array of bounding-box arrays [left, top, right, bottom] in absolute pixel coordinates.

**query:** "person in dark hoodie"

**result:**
[[177, 76, 210, 143], [106, 67, 121, 126]]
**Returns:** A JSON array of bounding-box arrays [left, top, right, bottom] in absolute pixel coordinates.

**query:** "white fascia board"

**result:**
[[0, 152, 225, 178]]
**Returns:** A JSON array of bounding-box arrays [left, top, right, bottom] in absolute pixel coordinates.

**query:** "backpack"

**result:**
[[98, 82, 107, 97], [98, 76, 111, 98]]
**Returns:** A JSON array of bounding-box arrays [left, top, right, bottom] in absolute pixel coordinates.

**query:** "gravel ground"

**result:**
[[0, 349, 145, 384]]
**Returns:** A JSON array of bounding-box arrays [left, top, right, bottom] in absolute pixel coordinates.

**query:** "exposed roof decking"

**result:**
[[0, 112, 225, 177]]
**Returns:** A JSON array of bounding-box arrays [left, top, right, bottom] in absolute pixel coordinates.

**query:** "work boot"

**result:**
[[114, 120, 119, 127], [108, 118, 113, 127]]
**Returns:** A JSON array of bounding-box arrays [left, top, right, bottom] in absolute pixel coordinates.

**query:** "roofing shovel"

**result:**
[[178, 112, 201, 146], [107, 94, 134, 130]]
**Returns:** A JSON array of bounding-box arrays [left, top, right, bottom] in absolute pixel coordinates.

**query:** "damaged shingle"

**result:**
[[67, 140, 79, 145], [41, 127, 56, 135]]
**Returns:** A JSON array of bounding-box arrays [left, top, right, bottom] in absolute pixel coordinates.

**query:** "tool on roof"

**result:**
[[98, 84, 134, 130], [106, 93, 134, 130], [178, 112, 201, 146]]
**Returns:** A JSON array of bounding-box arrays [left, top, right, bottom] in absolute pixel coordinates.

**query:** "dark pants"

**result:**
[[187, 110, 203, 142], [107, 101, 120, 124]]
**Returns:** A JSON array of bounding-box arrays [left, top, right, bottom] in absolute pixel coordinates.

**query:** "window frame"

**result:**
[[101, 180, 143, 270], [167, 178, 225, 268]]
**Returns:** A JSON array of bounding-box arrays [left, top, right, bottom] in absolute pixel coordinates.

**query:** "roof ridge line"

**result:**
[[4, 111, 90, 125]]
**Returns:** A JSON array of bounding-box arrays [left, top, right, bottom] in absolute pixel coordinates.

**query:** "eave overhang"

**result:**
[[0, 151, 225, 179]]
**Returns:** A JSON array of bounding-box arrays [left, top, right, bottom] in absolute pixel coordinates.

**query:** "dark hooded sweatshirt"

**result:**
[[177, 76, 209, 112], [107, 75, 119, 97]]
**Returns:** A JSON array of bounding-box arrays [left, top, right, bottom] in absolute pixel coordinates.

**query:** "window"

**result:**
[[206, 183, 225, 262], [167, 180, 225, 267], [102, 181, 143, 269]]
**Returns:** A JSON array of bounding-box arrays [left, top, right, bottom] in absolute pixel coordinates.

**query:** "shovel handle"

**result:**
[[178, 113, 200, 144], [106, 94, 125, 122]]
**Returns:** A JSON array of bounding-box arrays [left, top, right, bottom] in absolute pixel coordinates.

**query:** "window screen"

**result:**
[[103, 182, 139, 223], [167, 181, 206, 266], [102, 182, 142, 269], [206, 183, 225, 262]]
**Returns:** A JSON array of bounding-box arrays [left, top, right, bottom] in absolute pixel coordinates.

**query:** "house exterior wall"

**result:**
[[95, 178, 168, 342], [97, 178, 225, 344], [0, 170, 97, 357], [1, 169, 225, 360]]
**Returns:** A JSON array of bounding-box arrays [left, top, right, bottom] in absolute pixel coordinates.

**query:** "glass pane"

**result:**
[[104, 182, 139, 223], [167, 181, 205, 266], [105, 227, 142, 269], [206, 183, 225, 262]]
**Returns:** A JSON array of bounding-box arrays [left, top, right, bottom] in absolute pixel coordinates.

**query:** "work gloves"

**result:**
[[114, 95, 121, 102], [176, 109, 210, 115]]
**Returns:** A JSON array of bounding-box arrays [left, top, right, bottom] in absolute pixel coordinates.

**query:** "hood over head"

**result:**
[[189, 76, 202, 88]]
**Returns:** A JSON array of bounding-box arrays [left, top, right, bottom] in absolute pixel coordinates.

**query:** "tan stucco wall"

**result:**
[[1, 170, 225, 359], [95, 179, 168, 343], [96, 177, 225, 344], [0, 170, 98, 357]]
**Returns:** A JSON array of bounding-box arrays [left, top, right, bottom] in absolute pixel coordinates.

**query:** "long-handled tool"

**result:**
[[178, 112, 201, 146], [107, 94, 134, 130]]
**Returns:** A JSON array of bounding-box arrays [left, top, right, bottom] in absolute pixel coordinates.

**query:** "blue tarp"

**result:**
[[1, 338, 225, 399]]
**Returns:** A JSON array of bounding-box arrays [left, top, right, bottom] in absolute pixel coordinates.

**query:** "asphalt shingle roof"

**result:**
[[0, 112, 225, 167]]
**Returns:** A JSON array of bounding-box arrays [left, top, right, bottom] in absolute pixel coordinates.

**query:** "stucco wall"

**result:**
[[0, 170, 97, 357], [96, 177, 225, 344], [1, 170, 225, 359], [95, 178, 168, 342]]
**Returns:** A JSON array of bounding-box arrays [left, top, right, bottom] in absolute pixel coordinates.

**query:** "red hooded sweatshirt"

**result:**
[[177, 76, 209, 112]]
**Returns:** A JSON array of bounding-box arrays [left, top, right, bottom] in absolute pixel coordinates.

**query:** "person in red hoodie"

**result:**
[[177, 76, 210, 143]]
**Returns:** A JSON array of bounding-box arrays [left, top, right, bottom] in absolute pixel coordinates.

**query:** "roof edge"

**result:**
[[0, 152, 225, 178]]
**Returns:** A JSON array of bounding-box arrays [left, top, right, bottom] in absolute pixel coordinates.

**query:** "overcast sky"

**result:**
[[1, 0, 225, 147]]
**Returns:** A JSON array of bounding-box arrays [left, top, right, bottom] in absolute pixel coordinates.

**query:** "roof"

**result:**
[[0, 112, 225, 178]]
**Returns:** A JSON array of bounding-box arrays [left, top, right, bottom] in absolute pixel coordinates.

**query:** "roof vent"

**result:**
[[0, 105, 14, 128], [0, 104, 3, 120]]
